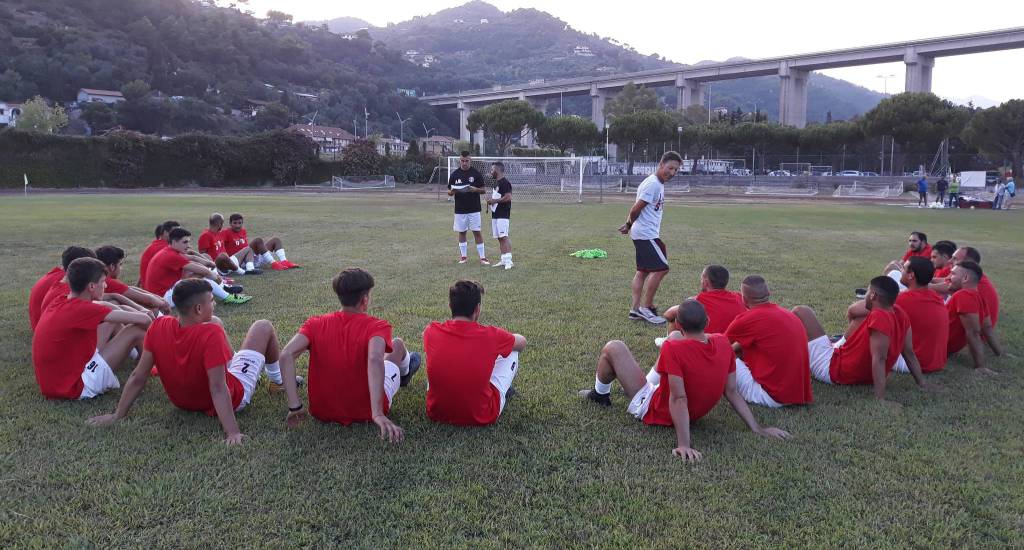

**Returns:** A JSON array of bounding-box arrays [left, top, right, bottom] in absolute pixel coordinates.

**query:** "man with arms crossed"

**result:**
[[485, 161, 514, 269], [423, 280, 527, 426], [580, 299, 790, 462], [945, 261, 1003, 375], [448, 151, 489, 265], [619, 151, 682, 325], [33, 258, 151, 400], [892, 257, 949, 375], [724, 275, 813, 407], [791, 277, 937, 405], [88, 279, 289, 444], [276, 268, 420, 442]]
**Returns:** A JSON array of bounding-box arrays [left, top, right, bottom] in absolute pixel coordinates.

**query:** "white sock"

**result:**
[[264, 361, 282, 384], [594, 376, 612, 395], [245, 261, 255, 271], [458, 242, 468, 258], [476, 243, 486, 259], [398, 349, 411, 375], [503, 252, 512, 263], [261, 251, 274, 264], [646, 366, 661, 386], [275, 249, 287, 262], [206, 279, 229, 300]]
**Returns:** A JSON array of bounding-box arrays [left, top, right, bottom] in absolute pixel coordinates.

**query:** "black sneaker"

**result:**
[[628, 309, 644, 320], [400, 352, 421, 387], [245, 268, 263, 275], [578, 389, 612, 407], [505, 386, 517, 399], [224, 284, 244, 295], [649, 306, 660, 317], [854, 288, 867, 299]]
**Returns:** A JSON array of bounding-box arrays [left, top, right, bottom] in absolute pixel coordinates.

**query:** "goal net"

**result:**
[[810, 165, 834, 176], [447, 156, 586, 203], [779, 163, 812, 176], [832, 181, 904, 198], [294, 175, 396, 191], [745, 181, 819, 196]]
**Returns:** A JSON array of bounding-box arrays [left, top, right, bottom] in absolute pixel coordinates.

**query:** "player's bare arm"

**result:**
[[87, 351, 155, 426], [666, 374, 700, 461], [869, 330, 895, 403], [618, 200, 648, 234], [724, 373, 791, 440], [278, 333, 309, 426], [207, 365, 245, 444], [367, 336, 403, 443]]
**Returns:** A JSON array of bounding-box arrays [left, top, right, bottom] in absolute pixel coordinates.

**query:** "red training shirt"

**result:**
[[40, 280, 71, 317], [946, 288, 987, 355], [198, 229, 226, 257], [138, 239, 167, 287], [104, 277, 129, 295], [32, 297, 111, 399], [29, 266, 64, 330], [644, 334, 736, 425], [223, 228, 249, 256], [902, 244, 933, 262], [144, 316, 241, 415], [894, 287, 949, 373], [977, 275, 999, 326], [933, 265, 952, 280], [725, 303, 813, 405], [144, 248, 190, 296], [829, 306, 909, 385], [695, 289, 747, 334], [423, 319, 516, 426], [299, 311, 394, 425]]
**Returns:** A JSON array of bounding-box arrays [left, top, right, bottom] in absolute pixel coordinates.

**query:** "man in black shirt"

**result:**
[[448, 151, 490, 265], [486, 161, 514, 270]]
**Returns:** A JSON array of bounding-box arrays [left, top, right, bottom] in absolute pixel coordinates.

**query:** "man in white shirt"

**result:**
[[618, 151, 682, 325]]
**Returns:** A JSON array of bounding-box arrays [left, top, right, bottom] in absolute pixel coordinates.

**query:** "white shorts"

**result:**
[[735, 358, 784, 408], [383, 359, 401, 406], [491, 218, 510, 239], [627, 382, 657, 419], [453, 212, 482, 232], [893, 354, 909, 373], [253, 254, 273, 268], [79, 350, 120, 399], [808, 335, 836, 384], [227, 349, 266, 411], [489, 351, 520, 413], [164, 278, 222, 309]]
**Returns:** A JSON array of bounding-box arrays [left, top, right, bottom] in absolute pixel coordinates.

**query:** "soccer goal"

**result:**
[[447, 156, 587, 203], [832, 181, 904, 198], [331, 175, 395, 190], [745, 181, 819, 196], [780, 163, 812, 176]]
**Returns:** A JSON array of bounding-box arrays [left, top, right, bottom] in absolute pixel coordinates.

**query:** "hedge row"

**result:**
[[0, 129, 324, 188]]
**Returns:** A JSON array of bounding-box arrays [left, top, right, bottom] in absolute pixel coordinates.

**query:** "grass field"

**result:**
[[1, 193, 1022, 548]]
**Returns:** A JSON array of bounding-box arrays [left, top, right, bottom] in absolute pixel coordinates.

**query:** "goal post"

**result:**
[[331, 175, 395, 190], [779, 162, 812, 176], [832, 181, 903, 198], [446, 156, 587, 203]]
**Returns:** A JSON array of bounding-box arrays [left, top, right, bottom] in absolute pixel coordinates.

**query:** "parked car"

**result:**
[[838, 170, 861, 176], [986, 171, 1001, 185], [861, 171, 879, 177], [768, 170, 792, 177], [730, 168, 752, 176]]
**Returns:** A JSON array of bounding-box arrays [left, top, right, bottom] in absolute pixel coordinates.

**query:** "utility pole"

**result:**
[[364, 107, 369, 139], [396, 112, 413, 144]]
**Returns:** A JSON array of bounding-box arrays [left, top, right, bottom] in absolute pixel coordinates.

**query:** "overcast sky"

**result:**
[[244, 0, 1023, 104]]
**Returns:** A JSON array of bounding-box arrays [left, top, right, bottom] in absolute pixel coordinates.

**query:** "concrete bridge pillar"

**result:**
[[591, 84, 610, 130], [904, 49, 935, 93], [675, 75, 704, 109], [778, 62, 809, 128], [457, 101, 472, 142]]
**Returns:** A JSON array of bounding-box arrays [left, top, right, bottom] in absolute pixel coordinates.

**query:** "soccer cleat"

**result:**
[[221, 277, 236, 285], [281, 260, 301, 269], [224, 284, 244, 295], [217, 268, 232, 277], [629, 309, 645, 320], [268, 375, 305, 394], [638, 307, 667, 325], [270, 261, 289, 271], [150, 366, 160, 377], [578, 389, 612, 407], [480, 258, 491, 266], [504, 261, 513, 270], [458, 256, 468, 264], [854, 288, 867, 299], [654, 337, 666, 348], [400, 352, 422, 387], [244, 268, 263, 275], [492, 258, 506, 267], [505, 385, 517, 399], [223, 294, 253, 305]]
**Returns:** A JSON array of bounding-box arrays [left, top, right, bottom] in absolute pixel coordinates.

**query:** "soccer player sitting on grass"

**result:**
[[660, 265, 746, 344], [423, 280, 527, 426], [198, 213, 243, 276], [891, 257, 949, 375], [930, 240, 957, 280], [88, 279, 292, 444], [448, 151, 490, 265], [29, 246, 95, 330], [276, 268, 420, 442], [944, 261, 1003, 376], [723, 275, 814, 408], [144, 228, 250, 306], [224, 213, 297, 273], [138, 221, 179, 288], [791, 276, 938, 405], [95, 245, 170, 314], [33, 257, 151, 400], [485, 161, 514, 269], [579, 299, 790, 462]]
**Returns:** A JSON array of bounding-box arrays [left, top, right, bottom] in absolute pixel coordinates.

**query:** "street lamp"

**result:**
[[396, 112, 412, 144], [677, 125, 683, 152], [876, 73, 896, 95]]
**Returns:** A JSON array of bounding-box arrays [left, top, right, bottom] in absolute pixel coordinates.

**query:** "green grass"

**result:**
[[1, 193, 1022, 548]]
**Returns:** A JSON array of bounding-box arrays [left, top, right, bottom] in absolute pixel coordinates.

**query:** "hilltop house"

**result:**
[[0, 101, 21, 127], [417, 135, 456, 156], [76, 88, 125, 105], [287, 124, 357, 154]]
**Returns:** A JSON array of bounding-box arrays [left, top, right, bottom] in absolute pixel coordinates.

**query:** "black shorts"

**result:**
[[633, 238, 669, 272]]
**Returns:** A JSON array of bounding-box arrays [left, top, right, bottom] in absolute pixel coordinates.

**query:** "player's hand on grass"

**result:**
[[974, 367, 1000, 377], [918, 380, 945, 393], [373, 415, 404, 444], [617, 223, 630, 235], [87, 413, 121, 426], [285, 407, 308, 428], [672, 446, 703, 462], [755, 426, 791, 440], [224, 432, 246, 446], [877, 398, 903, 412]]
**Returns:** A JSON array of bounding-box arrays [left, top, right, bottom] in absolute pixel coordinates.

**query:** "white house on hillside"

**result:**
[[0, 101, 22, 127], [77, 88, 125, 104], [287, 124, 357, 154]]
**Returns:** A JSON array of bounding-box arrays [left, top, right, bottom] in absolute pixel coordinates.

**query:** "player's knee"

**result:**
[[392, 336, 405, 348], [251, 319, 274, 336], [602, 340, 627, 356], [210, 315, 224, 327], [791, 305, 813, 319]]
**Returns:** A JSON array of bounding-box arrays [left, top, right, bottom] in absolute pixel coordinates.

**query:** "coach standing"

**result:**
[[618, 151, 682, 325], [448, 151, 490, 265]]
